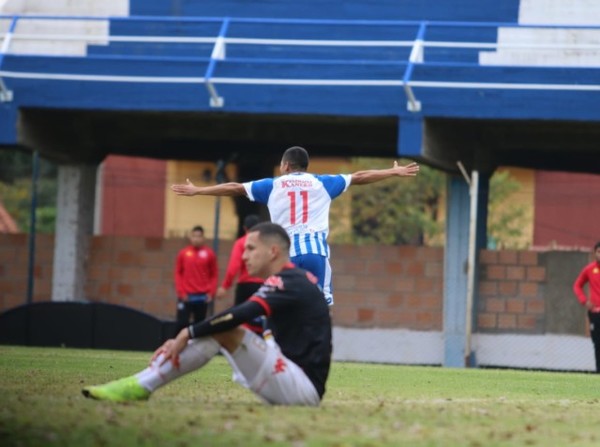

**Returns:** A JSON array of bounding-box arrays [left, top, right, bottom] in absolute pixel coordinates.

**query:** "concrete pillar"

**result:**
[[52, 163, 97, 301], [443, 173, 489, 367]]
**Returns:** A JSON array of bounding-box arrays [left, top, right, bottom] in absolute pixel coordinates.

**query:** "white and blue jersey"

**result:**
[[243, 172, 351, 258]]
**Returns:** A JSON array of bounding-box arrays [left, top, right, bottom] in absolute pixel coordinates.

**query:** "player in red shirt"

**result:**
[[174, 225, 218, 330], [216, 214, 264, 305], [215, 214, 265, 333], [573, 241, 600, 372]]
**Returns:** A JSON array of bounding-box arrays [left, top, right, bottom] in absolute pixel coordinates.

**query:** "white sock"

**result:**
[[135, 337, 220, 392]]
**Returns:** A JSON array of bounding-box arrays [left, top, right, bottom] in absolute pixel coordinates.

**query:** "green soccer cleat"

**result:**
[[82, 376, 150, 403]]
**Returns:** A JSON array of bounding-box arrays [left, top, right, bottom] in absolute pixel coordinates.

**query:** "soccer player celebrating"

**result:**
[[171, 146, 419, 305], [83, 223, 332, 406]]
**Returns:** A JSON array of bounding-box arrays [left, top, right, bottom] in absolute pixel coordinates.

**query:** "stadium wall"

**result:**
[[534, 171, 600, 248], [0, 233, 594, 369], [99, 155, 167, 238], [130, 0, 520, 22]]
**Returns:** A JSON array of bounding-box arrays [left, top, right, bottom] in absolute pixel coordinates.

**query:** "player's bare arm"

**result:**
[[171, 179, 246, 196], [350, 161, 420, 185]]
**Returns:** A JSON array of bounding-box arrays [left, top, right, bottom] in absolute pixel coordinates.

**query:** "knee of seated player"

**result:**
[[211, 327, 246, 353]]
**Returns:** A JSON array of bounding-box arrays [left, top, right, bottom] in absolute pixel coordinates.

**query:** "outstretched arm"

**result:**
[[171, 179, 246, 197], [350, 161, 420, 186]]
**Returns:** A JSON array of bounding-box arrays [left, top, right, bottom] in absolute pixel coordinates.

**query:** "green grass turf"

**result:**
[[1, 345, 600, 446]]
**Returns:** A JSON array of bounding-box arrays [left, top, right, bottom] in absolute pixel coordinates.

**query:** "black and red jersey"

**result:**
[[189, 263, 332, 399], [249, 265, 332, 398]]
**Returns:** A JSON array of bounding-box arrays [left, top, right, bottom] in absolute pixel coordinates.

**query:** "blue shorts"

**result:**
[[290, 253, 333, 306]]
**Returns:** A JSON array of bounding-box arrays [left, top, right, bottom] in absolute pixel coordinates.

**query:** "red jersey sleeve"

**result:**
[[573, 266, 589, 305], [221, 237, 245, 290]]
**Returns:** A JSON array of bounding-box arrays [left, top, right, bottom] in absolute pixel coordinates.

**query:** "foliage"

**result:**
[[0, 150, 57, 233], [0, 149, 56, 183], [487, 170, 529, 249], [2, 346, 600, 447], [330, 158, 529, 248], [330, 158, 446, 246]]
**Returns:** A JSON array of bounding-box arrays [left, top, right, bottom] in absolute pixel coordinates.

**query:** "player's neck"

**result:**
[[269, 258, 292, 276]]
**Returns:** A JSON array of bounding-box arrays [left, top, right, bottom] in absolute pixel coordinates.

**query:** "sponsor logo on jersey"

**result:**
[[264, 275, 285, 290], [280, 179, 313, 188]]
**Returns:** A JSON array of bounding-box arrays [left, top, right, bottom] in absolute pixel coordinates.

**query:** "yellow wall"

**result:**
[[494, 167, 535, 248], [165, 161, 239, 239]]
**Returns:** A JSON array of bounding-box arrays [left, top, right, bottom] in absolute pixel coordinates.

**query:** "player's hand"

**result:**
[[171, 179, 199, 196], [392, 161, 420, 177], [215, 286, 227, 299], [151, 329, 189, 368], [586, 301, 595, 311]]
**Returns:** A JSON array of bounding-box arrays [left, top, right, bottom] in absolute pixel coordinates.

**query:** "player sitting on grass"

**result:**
[[82, 222, 332, 406]]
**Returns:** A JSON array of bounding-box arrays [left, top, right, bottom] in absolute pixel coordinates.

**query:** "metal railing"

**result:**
[[1, 15, 600, 110]]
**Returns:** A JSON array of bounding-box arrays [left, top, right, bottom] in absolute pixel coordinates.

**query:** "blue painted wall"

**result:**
[[130, 0, 520, 22], [2, 0, 599, 153]]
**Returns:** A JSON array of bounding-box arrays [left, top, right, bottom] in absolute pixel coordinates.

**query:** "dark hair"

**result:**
[[281, 146, 309, 171], [243, 214, 260, 230], [191, 225, 204, 234], [250, 222, 290, 251], [595, 241, 600, 251]]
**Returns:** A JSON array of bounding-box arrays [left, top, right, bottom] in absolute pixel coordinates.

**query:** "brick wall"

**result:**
[[329, 244, 444, 330], [477, 250, 546, 333], [0, 234, 55, 309], [0, 234, 587, 333]]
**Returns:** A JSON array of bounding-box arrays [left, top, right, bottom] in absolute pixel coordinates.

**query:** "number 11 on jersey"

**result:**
[[288, 191, 309, 224]]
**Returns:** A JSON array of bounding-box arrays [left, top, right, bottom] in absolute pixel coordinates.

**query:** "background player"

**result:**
[[171, 146, 419, 305], [573, 241, 600, 372], [215, 214, 265, 333], [83, 222, 332, 406], [174, 225, 218, 330]]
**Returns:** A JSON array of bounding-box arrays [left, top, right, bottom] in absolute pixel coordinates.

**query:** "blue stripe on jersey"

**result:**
[[304, 233, 313, 255], [290, 231, 329, 257], [318, 175, 349, 199], [249, 178, 274, 203], [293, 233, 302, 257], [317, 232, 329, 257]]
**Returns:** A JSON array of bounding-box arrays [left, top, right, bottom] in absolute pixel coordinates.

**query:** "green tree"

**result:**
[[0, 150, 57, 233], [487, 170, 528, 249], [329, 158, 446, 245], [329, 158, 528, 248]]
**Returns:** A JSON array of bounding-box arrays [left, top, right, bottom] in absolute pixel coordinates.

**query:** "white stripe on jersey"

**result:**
[[243, 172, 351, 257]]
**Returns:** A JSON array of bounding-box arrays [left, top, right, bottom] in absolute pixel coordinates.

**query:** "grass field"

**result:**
[[2, 345, 600, 446]]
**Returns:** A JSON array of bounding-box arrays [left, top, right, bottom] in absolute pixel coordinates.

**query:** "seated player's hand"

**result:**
[[151, 329, 189, 368]]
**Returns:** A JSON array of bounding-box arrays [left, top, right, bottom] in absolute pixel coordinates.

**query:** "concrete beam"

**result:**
[[52, 163, 96, 301], [443, 172, 489, 367]]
